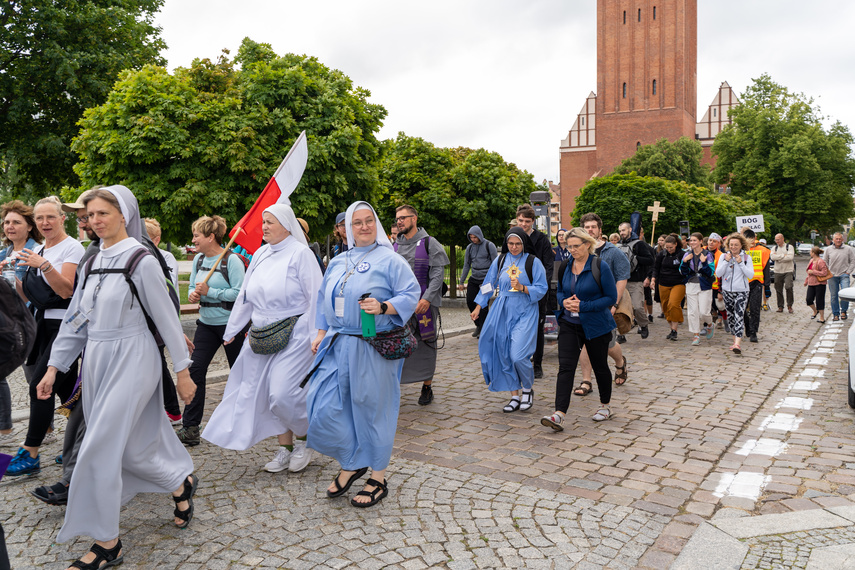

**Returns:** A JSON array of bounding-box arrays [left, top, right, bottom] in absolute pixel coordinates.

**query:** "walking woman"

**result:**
[[175, 215, 246, 446], [651, 235, 686, 341], [37, 185, 197, 569], [541, 227, 618, 431], [714, 233, 755, 354], [470, 227, 548, 413], [805, 246, 829, 323], [306, 201, 420, 508], [8, 196, 83, 476], [1, 200, 41, 446], [202, 204, 322, 474], [680, 233, 715, 346], [553, 228, 570, 262]]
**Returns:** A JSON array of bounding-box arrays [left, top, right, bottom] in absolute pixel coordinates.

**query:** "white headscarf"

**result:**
[[102, 185, 142, 243], [263, 203, 307, 247], [345, 201, 393, 251]]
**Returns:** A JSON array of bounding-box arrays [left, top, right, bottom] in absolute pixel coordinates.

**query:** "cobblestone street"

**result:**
[[3, 281, 855, 568]]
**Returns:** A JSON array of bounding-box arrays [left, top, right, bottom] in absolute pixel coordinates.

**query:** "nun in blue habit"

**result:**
[[306, 201, 420, 508], [470, 227, 547, 413]]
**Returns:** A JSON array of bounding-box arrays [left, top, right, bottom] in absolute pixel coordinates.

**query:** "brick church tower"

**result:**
[[559, 0, 733, 219]]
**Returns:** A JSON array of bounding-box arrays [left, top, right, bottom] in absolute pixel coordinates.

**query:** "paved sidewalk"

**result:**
[[3, 282, 855, 568]]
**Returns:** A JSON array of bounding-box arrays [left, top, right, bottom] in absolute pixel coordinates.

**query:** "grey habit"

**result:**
[[395, 228, 450, 384], [47, 185, 193, 543]]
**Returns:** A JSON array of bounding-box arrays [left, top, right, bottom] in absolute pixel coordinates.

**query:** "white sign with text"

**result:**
[[736, 215, 765, 233]]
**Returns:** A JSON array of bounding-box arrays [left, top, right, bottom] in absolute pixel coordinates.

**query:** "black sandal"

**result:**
[[69, 540, 123, 569], [327, 466, 368, 498], [503, 397, 521, 413], [614, 357, 628, 385], [574, 381, 593, 396], [30, 482, 69, 506], [173, 474, 198, 529], [350, 477, 388, 508]]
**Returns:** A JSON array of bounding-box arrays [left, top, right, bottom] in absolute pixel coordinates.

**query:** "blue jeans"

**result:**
[[828, 274, 851, 316]]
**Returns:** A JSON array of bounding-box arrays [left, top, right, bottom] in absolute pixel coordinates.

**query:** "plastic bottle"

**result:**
[[359, 292, 376, 337]]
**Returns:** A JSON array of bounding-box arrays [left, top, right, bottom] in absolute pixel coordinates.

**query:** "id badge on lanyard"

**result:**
[[65, 308, 93, 334], [335, 296, 345, 318]]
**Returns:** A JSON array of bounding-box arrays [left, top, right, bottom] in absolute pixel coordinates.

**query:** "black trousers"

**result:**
[[466, 278, 488, 330], [555, 320, 612, 412], [25, 317, 78, 448], [533, 294, 547, 367], [744, 280, 763, 337], [184, 320, 245, 427], [806, 284, 826, 311], [0, 523, 9, 570]]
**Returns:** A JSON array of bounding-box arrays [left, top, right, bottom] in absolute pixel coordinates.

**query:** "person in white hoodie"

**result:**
[[715, 233, 755, 355]]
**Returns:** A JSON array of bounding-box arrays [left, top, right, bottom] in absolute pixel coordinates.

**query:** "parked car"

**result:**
[[838, 287, 855, 408], [797, 243, 813, 255]]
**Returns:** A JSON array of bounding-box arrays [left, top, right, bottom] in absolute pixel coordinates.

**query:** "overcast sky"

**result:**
[[154, 1, 855, 186]]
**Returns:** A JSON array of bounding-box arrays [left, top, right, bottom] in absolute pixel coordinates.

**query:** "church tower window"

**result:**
[[623, 83, 627, 98], [653, 6, 656, 20], [638, 8, 641, 21], [623, 10, 626, 24], [652, 80, 657, 95], [637, 142, 642, 149]]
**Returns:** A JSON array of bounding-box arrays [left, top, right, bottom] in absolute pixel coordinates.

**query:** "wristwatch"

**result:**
[[380, 302, 388, 314]]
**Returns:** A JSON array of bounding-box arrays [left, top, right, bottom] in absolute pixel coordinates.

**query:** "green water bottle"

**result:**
[[359, 293, 376, 337]]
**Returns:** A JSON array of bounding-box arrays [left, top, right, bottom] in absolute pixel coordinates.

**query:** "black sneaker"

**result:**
[[418, 384, 433, 405], [749, 334, 758, 343], [616, 334, 627, 344], [648, 315, 654, 323], [657, 313, 666, 319], [640, 326, 649, 339], [533, 364, 543, 379], [176, 425, 201, 446], [667, 330, 677, 341]]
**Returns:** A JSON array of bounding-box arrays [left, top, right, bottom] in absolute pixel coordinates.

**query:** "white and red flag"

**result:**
[[229, 131, 308, 254]]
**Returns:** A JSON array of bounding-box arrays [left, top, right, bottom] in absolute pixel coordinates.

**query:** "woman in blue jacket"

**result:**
[[541, 227, 617, 432]]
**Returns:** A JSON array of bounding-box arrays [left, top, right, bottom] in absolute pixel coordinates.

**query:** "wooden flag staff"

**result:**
[[200, 227, 242, 285], [647, 201, 666, 242]]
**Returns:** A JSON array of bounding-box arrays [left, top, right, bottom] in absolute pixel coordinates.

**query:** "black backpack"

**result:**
[[0, 278, 37, 378], [82, 244, 180, 346], [194, 250, 238, 310]]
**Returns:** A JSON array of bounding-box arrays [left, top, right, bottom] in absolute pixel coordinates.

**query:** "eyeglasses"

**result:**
[[335, 222, 345, 229], [395, 214, 415, 223], [352, 219, 376, 229], [76, 215, 89, 223]]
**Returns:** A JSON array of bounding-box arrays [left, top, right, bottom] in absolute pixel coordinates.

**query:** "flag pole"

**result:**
[[201, 227, 242, 285]]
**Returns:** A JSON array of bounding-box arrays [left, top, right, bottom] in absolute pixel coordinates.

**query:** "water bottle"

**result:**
[[359, 292, 376, 338], [2, 258, 16, 286]]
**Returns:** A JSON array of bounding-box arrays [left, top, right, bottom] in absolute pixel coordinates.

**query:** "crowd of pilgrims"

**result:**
[[0, 188, 811, 568]]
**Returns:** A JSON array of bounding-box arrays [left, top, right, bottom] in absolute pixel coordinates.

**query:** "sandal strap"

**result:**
[[355, 478, 387, 499], [173, 475, 196, 503], [70, 541, 122, 569], [364, 477, 386, 490], [174, 505, 191, 521]]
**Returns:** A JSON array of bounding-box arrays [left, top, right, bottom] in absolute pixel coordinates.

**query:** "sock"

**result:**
[[283, 444, 293, 452]]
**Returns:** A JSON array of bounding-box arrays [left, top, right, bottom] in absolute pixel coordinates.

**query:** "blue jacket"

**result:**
[[679, 249, 715, 290], [557, 255, 618, 339]]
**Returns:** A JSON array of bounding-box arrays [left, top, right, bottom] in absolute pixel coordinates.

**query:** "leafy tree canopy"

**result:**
[[0, 0, 166, 195], [571, 173, 767, 240], [376, 133, 540, 248], [612, 136, 711, 188], [712, 74, 855, 238], [69, 38, 387, 243]]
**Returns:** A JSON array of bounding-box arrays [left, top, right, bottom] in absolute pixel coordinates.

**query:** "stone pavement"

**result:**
[[3, 280, 855, 568]]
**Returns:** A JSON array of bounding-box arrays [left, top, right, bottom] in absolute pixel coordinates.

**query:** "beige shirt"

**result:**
[[769, 243, 794, 274]]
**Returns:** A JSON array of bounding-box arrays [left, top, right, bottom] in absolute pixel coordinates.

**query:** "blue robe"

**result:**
[[306, 245, 420, 470], [474, 253, 547, 392]]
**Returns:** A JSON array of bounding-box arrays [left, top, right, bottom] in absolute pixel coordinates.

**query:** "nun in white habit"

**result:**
[[38, 185, 197, 569], [202, 203, 322, 474]]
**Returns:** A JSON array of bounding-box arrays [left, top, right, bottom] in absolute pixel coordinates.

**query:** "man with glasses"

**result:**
[[394, 204, 449, 405], [332, 212, 348, 257]]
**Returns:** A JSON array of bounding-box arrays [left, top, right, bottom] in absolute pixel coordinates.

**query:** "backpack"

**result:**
[[194, 250, 244, 309], [0, 277, 37, 378], [558, 255, 603, 291], [616, 239, 640, 273], [82, 246, 180, 347]]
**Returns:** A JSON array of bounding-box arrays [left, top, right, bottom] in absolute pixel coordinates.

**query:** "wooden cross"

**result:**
[[647, 201, 665, 243]]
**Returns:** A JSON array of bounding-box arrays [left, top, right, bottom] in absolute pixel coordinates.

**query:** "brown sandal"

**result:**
[[574, 381, 593, 396], [614, 357, 628, 385]]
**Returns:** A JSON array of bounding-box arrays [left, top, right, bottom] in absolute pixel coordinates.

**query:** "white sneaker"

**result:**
[[289, 440, 313, 472], [264, 447, 291, 473]]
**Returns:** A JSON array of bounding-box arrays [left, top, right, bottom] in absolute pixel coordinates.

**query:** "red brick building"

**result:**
[[558, 0, 739, 219]]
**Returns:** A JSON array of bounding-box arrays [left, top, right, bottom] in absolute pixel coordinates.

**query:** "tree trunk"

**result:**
[[449, 245, 458, 299]]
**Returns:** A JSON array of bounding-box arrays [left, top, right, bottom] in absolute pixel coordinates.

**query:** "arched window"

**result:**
[[653, 6, 656, 20], [638, 8, 641, 21], [637, 142, 641, 150], [623, 10, 626, 24], [652, 80, 657, 95], [623, 83, 627, 98]]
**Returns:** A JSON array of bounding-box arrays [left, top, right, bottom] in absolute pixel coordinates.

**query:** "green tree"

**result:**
[[571, 173, 764, 239], [377, 133, 537, 248], [612, 137, 711, 188], [712, 74, 855, 238], [0, 0, 166, 194], [70, 38, 387, 244]]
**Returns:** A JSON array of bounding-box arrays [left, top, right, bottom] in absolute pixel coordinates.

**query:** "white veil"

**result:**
[[345, 201, 393, 251], [263, 203, 308, 247]]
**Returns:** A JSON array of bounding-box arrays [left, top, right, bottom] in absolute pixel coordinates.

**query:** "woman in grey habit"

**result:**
[[37, 185, 197, 570]]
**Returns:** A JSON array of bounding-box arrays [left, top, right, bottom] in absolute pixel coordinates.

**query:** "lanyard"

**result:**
[[339, 244, 379, 296]]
